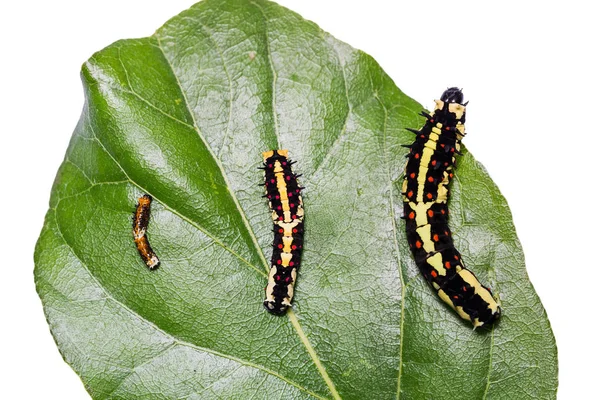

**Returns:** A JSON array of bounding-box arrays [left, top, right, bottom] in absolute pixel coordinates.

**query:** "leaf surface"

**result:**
[[35, 0, 558, 398]]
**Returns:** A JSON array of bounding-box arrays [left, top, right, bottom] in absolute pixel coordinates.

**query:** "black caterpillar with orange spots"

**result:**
[[260, 150, 304, 315], [402, 88, 501, 328]]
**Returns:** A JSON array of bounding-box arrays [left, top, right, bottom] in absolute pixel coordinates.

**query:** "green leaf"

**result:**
[[34, 0, 557, 398]]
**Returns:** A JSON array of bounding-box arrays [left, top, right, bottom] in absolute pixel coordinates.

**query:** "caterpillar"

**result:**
[[402, 88, 501, 328], [261, 150, 304, 315], [133, 194, 160, 269]]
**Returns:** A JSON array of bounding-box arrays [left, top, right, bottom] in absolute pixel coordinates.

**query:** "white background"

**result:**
[[1, 0, 597, 398]]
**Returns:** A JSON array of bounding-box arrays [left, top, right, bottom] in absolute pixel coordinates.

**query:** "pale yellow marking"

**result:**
[[426, 252, 445, 275], [441, 172, 449, 185], [438, 290, 473, 324], [436, 183, 448, 203], [277, 220, 300, 235], [455, 306, 472, 321], [416, 225, 435, 253], [458, 269, 500, 313], [296, 202, 305, 219], [280, 252, 292, 267], [408, 201, 434, 227], [416, 147, 434, 200], [265, 267, 277, 302], [417, 165, 429, 184], [272, 160, 292, 222], [432, 282, 440, 290], [458, 269, 480, 288], [262, 149, 289, 160], [282, 236, 293, 253], [286, 269, 297, 302], [449, 103, 465, 119], [424, 141, 437, 151], [431, 126, 441, 135], [434, 100, 464, 120], [439, 289, 485, 326], [262, 150, 275, 159], [437, 289, 455, 309]]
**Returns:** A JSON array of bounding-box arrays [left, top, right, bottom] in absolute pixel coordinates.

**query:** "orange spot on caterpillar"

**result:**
[[431, 270, 438, 278], [427, 210, 434, 217], [410, 172, 416, 178], [407, 191, 414, 198], [454, 255, 459, 260], [408, 211, 415, 219], [415, 153, 420, 159], [431, 160, 437, 166], [427, 176, 434, 183], [416, 240, 422, 249], [445, 261, 451, 269], [426, 193, 433, 199], [433, 234, 439, 242]]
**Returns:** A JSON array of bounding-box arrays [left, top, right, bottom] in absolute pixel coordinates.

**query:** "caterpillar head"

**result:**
[[263, 299, 290, 315], [440, 87, 464, 104], [434, 88, 467, 127]]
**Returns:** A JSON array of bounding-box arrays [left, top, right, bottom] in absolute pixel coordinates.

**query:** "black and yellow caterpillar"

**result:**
[[261, 150, 304, 315], [402, 88, 501, 328]]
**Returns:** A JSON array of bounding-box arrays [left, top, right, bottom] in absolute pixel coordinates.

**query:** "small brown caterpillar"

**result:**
[[261, 150, 304, 315], [133, 194, 160, 269]]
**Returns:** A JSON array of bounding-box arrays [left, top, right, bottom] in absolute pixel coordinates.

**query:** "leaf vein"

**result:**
[[375, 94, 407, 400]]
